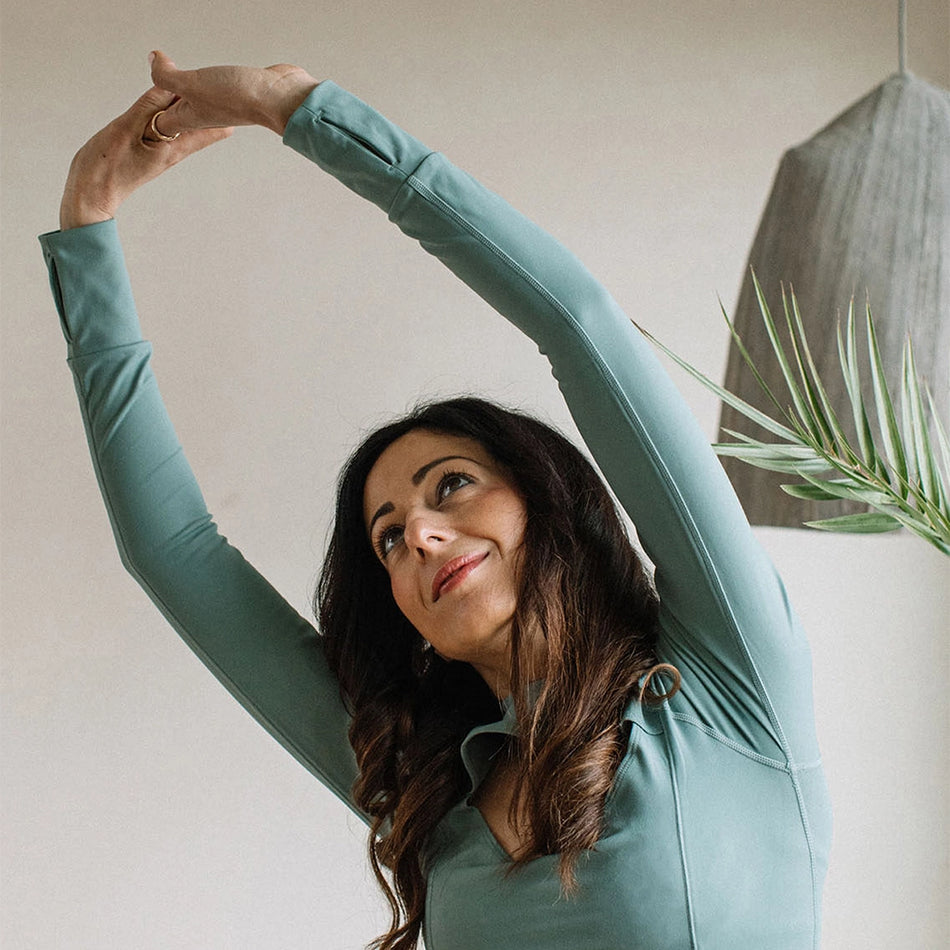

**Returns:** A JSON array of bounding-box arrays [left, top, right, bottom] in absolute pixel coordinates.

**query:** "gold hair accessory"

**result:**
[[149, 110, 181, 142]]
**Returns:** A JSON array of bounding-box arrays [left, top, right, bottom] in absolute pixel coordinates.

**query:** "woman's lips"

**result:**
[[431, 552, 488, 602]]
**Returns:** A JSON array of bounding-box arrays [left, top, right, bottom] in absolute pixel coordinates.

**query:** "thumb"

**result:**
[[149, 49, 181, 92]]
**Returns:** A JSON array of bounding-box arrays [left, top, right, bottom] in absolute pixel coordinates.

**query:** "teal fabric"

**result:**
[[41, 81, 830, 949]]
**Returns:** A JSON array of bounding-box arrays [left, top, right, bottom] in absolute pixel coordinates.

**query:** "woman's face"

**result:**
[[363, 430, 527, 691]]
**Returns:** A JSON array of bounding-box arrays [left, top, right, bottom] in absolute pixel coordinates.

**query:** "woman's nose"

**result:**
[[403, 510, 451, 556]]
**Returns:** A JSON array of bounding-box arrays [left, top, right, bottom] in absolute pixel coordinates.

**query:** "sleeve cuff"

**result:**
[[282, 81, 434, 215], [39, 218, 144, 354]]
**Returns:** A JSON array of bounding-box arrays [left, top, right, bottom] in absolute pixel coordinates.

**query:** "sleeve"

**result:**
[[282, 83, 820, 766], [39, 220, 364, 819]]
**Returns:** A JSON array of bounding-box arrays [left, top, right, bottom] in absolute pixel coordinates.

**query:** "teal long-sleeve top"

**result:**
[[41, 82, 831, 950]]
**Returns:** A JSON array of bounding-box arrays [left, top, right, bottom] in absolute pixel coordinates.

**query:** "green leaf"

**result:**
[[781, 482, 849, 501], [803, 512, 903, 533], [837, 305, 879, 472], [716, 439, 820, 461], [783, 287, 836, 448], [788, 290, 856, 461], [751, 274, 818, 440], [866, 304, 908, 489], [880, 473, 950, 535], [899, 345, 921, 491], [781, 477, 893, 507], [877, 505, 950, 553], [901, 341, 944, 510], [717, 293, 787, 419], [636, 322, 801, 442], [929, 390, 950, 496], [713, 443, 833, 474]]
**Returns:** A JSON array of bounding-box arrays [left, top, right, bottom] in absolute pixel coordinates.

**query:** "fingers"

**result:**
[[165, 125, 235, 161], [142, 104, 182, 143], [129, 84, 178, 122], [145, 51, 232, 136], [146, 51, 194, 136], [149, 98, 190, 138], [114, 85, 177, 143]]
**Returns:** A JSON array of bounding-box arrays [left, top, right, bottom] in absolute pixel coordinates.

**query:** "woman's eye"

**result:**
[[377, 526, 404, 559], [437, 472, 473, 502]]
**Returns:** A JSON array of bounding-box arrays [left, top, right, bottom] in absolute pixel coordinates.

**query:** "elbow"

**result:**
[[111, 511, 223, 598]]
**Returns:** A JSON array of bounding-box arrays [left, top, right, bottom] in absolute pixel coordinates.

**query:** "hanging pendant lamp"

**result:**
[[718, 9, 950, 527]]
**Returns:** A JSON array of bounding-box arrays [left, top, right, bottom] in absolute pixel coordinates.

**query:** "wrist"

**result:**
[[260, 71, 319, 135], [59, 190, 115, 231]]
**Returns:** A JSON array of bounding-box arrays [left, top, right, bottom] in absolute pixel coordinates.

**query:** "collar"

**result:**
[[458, 683, 664, 794], [621, 693, 665, 735]]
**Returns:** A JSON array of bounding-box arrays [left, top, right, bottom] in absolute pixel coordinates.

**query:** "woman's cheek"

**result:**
[[389, 571, 421, 627]]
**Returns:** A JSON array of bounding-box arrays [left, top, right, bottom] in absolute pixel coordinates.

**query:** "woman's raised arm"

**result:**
[[43, 81, 361, 815], [275, 78, 821, 769]]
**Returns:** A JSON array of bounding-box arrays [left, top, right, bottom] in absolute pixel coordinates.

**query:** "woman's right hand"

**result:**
[[59, 85, 233, 230], [148, 51, 319, 138]]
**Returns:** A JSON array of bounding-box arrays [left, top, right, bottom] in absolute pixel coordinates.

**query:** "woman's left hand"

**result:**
[[59, 85, 234, 230], [147, 51, 319, 137]]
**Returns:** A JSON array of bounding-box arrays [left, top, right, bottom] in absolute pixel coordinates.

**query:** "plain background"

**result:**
[[2, 2, 948, 947]]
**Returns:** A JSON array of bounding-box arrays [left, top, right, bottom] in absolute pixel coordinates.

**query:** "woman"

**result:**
[[42, 52, 831, 949]]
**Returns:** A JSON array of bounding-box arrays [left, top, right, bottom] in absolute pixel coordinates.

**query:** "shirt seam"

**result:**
[[668, 711, 817, 770], [67, 340, 149, 361], [300, 104, 435, 217], [663, 727, 698, 949], [670, 710, 823, 944]]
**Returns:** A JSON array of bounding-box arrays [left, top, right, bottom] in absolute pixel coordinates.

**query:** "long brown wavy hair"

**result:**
[[317, 398, 676, 950]]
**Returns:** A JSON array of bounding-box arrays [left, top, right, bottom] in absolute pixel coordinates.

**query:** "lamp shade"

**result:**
[[719, 73, 950, 527]]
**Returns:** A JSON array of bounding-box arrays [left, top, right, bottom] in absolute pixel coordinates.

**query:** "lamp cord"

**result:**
[[898, 0, 907, 74]]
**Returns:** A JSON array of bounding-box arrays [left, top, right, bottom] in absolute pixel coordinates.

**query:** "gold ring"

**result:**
[[149, 110, 181, 142]]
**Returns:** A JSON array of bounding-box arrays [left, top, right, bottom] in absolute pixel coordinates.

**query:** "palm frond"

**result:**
[[639, 282, 950, 557]]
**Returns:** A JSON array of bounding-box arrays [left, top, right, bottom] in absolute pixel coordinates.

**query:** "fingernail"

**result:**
[[148, 51, 156, 66]]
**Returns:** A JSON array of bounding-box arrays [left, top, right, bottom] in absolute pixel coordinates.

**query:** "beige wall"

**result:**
[[3, 1, 948, 947]]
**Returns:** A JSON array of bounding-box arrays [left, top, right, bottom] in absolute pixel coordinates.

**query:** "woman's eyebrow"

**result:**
[[411, 455, 479, 485], [368, 502, 394, 535]]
